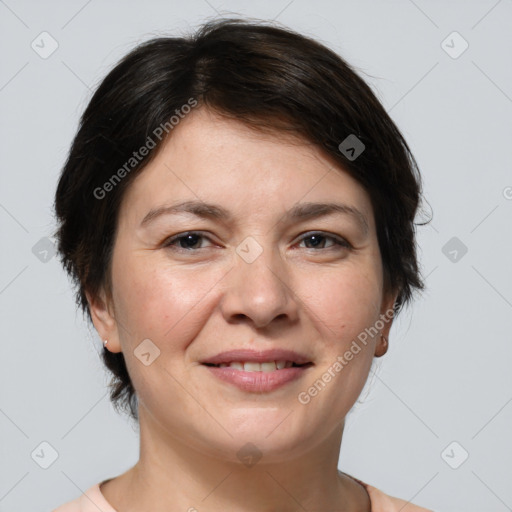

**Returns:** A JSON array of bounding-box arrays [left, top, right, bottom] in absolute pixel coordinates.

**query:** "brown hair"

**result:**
[[53, 17, 428, 422]]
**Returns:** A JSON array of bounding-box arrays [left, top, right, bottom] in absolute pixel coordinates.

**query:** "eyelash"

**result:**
[[162, 231, 351, 252]]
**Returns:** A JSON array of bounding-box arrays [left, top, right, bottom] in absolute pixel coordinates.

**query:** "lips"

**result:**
[[200, 348, 313, 392], [208, 361, 300, 371], [200, 348, 312, 366]]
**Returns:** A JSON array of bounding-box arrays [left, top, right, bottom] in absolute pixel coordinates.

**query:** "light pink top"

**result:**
[[53, 476, 433, 511]]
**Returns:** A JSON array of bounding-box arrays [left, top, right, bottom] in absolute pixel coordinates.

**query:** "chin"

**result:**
[[202, 413, 317, 464]]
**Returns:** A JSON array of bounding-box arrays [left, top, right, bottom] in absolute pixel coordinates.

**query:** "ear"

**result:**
[[374, 290, 398, 358], [86, 287, 122, 353]]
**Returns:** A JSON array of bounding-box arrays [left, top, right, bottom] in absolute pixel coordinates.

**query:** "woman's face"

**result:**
[[92, 107, 396, 463]]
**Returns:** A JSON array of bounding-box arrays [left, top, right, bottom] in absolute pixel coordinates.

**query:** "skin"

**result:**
[[88, 107, 397, 512]]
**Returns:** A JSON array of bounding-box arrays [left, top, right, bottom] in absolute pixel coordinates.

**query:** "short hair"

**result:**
[[53, 18, 428, 422]]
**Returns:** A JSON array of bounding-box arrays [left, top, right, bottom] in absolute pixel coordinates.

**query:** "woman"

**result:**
[[52, 18, 432, 511]]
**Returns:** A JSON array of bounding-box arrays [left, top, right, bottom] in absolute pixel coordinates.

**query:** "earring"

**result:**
[[381, 334, 388, 347], [103, 339, 108, 347]]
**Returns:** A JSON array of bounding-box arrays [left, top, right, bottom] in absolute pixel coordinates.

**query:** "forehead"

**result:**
[[118, 107, 375, 230]]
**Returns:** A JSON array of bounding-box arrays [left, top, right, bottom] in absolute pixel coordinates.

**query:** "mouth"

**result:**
[[200, 348, 313, 370], [200, 348, 314, 392], [202, 360, 313, 371]]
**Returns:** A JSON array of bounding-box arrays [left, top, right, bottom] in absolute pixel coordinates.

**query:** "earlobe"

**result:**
[[374, 292, 398, 358], [374, 334, 388, 358], [85, 289, 122, 353]]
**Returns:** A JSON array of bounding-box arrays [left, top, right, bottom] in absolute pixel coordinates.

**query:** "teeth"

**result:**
[[261, 361, 277, 372], [215, 360, 298, 371], [243, 362, 261, 372]]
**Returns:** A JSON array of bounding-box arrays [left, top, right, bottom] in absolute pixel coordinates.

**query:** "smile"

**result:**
[[201, 361, 313, 392], [203, 360, 311, 371]]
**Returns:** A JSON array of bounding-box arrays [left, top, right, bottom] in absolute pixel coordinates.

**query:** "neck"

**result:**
[[101, 409, 370, 512]]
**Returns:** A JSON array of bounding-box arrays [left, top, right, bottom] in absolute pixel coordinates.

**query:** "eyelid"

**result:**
[[293, 230, 352, 249], [162, 230, 217, 249], [162, 230, 351, 251]]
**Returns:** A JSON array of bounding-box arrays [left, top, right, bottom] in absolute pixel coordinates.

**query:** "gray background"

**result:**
[[1, 1, 511, 511]]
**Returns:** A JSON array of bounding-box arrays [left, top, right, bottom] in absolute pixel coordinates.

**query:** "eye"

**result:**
[[162, 231, 351, 252], [296, 231, 351, 250], [162, 232, 214, 251]]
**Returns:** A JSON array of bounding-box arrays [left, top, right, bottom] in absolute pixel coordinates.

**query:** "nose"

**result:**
[[220, 242, 299, 329]]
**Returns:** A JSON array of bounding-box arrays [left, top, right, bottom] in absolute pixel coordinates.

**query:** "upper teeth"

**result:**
[[217, 361, 294, 371]]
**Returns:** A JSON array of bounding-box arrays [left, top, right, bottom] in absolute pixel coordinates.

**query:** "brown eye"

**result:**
[[163, 232, 213, 250], [297, 232, 351, 250]]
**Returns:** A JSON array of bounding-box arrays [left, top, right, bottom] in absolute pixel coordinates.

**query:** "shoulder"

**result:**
[[347, 474, 433, 512], [365, 483, 433, 511], [52, 495, 81, 512], [52, 482, 117, 512]]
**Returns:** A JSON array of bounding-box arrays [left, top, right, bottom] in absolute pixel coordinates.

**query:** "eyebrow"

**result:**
[[140, 199, 369, 235]]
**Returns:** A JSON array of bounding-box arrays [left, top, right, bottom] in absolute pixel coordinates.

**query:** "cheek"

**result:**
[[298, 261, 382, 345], [112, 255, 222, 347], [295, 268, 380, 417]]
